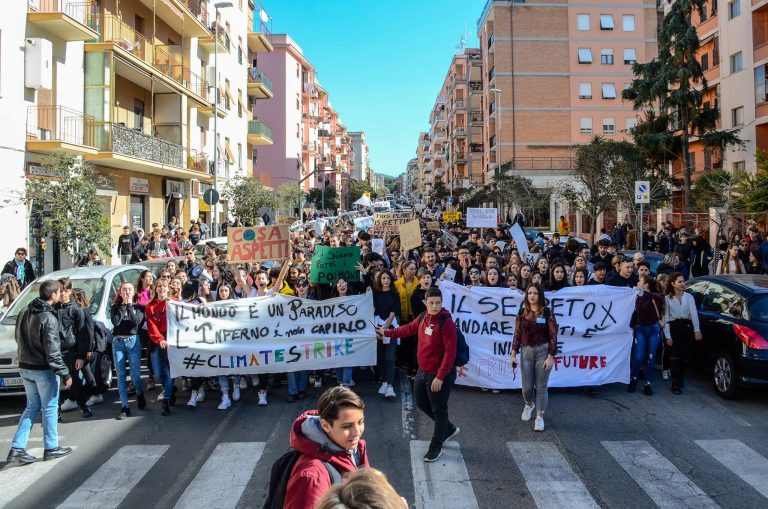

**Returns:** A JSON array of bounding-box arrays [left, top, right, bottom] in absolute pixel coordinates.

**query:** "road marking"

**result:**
[[56, 445, 169, 509], [507, 442, 599, 509], [695, 439, 768, 499], [173, 442, 266, 509], [410, 440, 479, 509], [0, 448, 75, 508], [602, 440, 718, 509], [401, 373, 415, 439]]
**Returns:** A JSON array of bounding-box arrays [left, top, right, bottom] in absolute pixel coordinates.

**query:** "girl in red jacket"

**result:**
[[145, 278, 176, 416], [284, 386, 369, 509]]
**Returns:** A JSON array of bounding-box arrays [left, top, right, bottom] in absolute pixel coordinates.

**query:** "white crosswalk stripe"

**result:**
[[173, 442, 266, 509], [602, 440, 719, 509], [695, 439, 768, 500], [507, 442, 599, 509], [56, 445, 169, 509], [0, 448, 75, 508], [410, 440, 479, 509]]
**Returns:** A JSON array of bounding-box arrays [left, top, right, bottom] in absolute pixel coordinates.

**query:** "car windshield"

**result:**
[[748, 296, 768, 322], [2, 278, 105, 323]]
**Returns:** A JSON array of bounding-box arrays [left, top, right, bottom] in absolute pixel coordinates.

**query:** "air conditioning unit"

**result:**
[[25, 38, 53, 90]]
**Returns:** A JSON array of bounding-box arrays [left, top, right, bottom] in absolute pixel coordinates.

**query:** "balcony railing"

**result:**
[[179, 0, 209, 27], [318, 129, 331, 137], [27, 105, 96, 147], [452, 100, 466, 112], [28, 0, 101, 33], [187, 148, 209, 173], [248, 120, 273, 141], [469, 81, 483, 92], [510, 157, 576, 171], [247, 68, 273, 93], [100, 123, 184, 167], [208, 21, 232, 51], [470, 143, 483, 153]]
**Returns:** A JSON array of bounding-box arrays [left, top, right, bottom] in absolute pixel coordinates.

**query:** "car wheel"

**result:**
[[713, 352, 741, 399]]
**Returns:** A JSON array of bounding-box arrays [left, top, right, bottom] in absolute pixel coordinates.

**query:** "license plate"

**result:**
[[0, 377, 24, 387]]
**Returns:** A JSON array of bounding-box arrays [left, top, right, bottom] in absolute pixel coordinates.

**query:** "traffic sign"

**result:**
[[203, 188, 220, 205], [634, 181, 650, 204]]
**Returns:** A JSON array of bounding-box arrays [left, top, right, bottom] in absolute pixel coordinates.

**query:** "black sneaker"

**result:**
[[4, 448, 39, 468], [116, 406, 131, 420], [423, 445, 443, 463], [161, 400, 170, 416], [137, 393, 147, 410], [627, 379, 637, 393], [644, 384, 653, 396], [587, 386, 598, 398], [287, 394, 297, 403], [671, 383, 681, 395], [80, 406, 93, 418], [443, 425, 461, 445], [43, 447, 73, 461], [298, 391, 306, 400]]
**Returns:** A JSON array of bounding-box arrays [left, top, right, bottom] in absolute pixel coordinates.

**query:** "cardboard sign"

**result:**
[[228, 226, 290, 263], [399, 220, 422, 251], [371, 238, 385, 255], [426, 221, 441, 231], [277, 216, 298, 225], [441, 230, 459, 249], [442, 211, 462, 223], [443, 267, 457, 282], [309, 245, 362, 284], [372, 212, 417, 236], [354, 216, 374, 232], [467, 208, 497, 228]]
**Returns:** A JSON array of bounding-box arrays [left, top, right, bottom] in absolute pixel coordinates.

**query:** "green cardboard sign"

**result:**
[[309, 245, 362, 284]]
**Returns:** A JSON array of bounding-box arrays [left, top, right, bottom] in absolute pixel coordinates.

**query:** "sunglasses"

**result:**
[[16, 252, 26, 256], [296, 281, 309, 287]]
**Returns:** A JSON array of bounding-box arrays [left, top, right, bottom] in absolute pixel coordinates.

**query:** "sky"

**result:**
[[263, 0, 488, 177]]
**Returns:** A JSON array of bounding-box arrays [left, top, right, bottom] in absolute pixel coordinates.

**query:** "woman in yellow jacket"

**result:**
[[394, 260, 418, 376]]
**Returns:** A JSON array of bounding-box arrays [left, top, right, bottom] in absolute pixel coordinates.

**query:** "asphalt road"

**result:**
[[0, 367, 767, 509]]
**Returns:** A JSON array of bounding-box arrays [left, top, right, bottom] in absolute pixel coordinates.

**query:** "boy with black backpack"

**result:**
[[377, 287, 462, 463]]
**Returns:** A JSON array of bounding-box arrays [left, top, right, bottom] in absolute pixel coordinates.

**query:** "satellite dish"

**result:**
[[260, 9, 269, 23]]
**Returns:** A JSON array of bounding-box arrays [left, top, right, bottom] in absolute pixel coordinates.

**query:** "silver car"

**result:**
[[0, 265, 147, 396]]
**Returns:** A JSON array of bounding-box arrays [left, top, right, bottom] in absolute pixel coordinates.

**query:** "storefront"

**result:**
[[129, 177, 149, 231]]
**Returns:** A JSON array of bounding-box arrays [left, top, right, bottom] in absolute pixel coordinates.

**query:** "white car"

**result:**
[[0, 265, 148, 397], [194, 236, 227, 259]]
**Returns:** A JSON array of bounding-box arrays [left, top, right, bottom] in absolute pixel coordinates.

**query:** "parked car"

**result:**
[[685, 275, 768, 399], [194, 236, 227, 260], [620, 250, 665, 274], [138, 256, 185, 278]]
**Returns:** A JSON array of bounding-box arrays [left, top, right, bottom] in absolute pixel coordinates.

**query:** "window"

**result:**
[[577, 14, 590, 31], [601, 48, 614, 65], [625, 117, 637, 130], [238, 143, 242, 170], [687, 152, 697, 172], [728, 0, 740, 19], [237, 89, 242, 117], [579, 82, 592, 99], [733, 161, 746, 172], [730, 52, 743, 73], [580, 117, 593, 134], [701, 53, 709, 71], [687, 281, 710, 308], [732, 106, 744, 126], [600, 14, 614, 30], [296, 123, 300, 138], [623, 48, 637, 65], [702, 283, 744, 318], [602, 117, 615, 134], [237, 45, 243, 65], [756, 65, 768, 103], [699, 7, 708, 23], [704, 149, 712, 170], [601, 83, 617, 99], [578, 48, 592, 63], [713, 35, 720, 65], [622, 15, 635, 32]]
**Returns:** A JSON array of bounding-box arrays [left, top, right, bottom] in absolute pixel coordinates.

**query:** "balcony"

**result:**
[[248, 120, 273, 145], [199, 21, 231, 53], [454, 126, 467, 138], [247, 68, 273, 98], [26, 106, 98, 155], [186, 148, 210, 175], [469, 81, 483, 94], [470, 143, 483, 154], [27, 1, 99, 41], [248, 7, 273, 53], [318, 129, 331, 138], [302, 141, 317, 152], [145, 0, 209, 38]]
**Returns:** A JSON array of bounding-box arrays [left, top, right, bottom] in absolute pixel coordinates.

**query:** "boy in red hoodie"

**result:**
[[377, 287, 459, 462], [284, 387, 369, 509]]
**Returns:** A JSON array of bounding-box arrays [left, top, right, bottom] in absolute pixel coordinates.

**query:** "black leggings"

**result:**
[[669, 319, 694, 386]]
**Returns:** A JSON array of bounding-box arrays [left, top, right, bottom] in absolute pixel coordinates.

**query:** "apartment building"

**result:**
[[405, 158, 418, 200], [4, 0, 272, 271], [477, 0, 657, 227], [349, 131, 370, 182], [416, 131, 431, 202]]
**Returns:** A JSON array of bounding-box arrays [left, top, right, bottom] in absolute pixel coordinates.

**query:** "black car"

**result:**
[[685, 275, 768, 399]]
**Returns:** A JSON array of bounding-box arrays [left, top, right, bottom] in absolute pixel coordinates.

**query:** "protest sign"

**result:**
[[277, 216, 298, 225], [167, 293, 377, 377], [467, 207, 497, 228], [313, 219, 327, 236], [228, 226, 290, 264], [372, 212, 417, 236], [442, 211, 462, 223], [309, 245, 361, 284], [426, 221, 441, 231], [399, 220, 422, 251], [510, 223, 538, 266], [354, 216, 374, 232], [496, 240, 506, 252], [441, 229, 459, 249], [371, 238, 385, 255], [443, 267, 457, 283], [440, 282, 635, 389]]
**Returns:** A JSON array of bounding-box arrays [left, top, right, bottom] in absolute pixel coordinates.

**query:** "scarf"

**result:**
[[14, 259, 25, 283]]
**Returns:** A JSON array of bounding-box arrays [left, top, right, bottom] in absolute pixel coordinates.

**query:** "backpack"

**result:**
[[262, 449, 342, 509], [417, 311, 469, 367]]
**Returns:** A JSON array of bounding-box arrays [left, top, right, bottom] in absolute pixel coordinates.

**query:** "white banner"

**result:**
[[440, 282, 636, 389], [167, 293, 377, 377], [466, 207, 497, 228]]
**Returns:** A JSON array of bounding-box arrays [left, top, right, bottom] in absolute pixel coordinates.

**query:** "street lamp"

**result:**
[[212, 1, 232, 238], [490, 88, 502, 211]]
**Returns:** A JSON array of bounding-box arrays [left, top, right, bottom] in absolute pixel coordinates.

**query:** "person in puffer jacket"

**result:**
[[284, 387, 369, 509]]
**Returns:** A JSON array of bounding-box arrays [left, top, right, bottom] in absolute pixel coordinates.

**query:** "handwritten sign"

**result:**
[[426, 221, 441, 231], [466, 207, 497, 228], [277, 216, 298, 225], [354, 216, 374, 232], [309, 245, 361, 284], [371, 238, 385, 255], [167, 293, 377, 377], [228, 226, 290, 263], [372, 212, 417, 236], [399, 220, 422, 251], [442, 211, 462, 223], [441, 229, 459, 249]]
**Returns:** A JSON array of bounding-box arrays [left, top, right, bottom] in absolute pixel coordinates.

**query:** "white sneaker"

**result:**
[[232, 385, 241, 402], [156, 390, 165, 402], [196, 387, 206, 403], [521, 404, 535, 422], [85, 394, 104, 406], [662, 369, 670, 380], [378, 382, 388, 395], [187, 392, 198, 408], [534, 416, 545, 432], [258, 392, 268, 406], [384, 386, 396, 399], [251, 375, 259, 388], [218, 395, 231, 410], [239, 377, 248, 390], [349, 379, 356, 387], [60, 399, 78, 412], [314, 377, 322, 388]]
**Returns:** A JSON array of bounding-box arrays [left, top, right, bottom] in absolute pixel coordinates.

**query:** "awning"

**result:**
[[225, 142, 236, 164], [238, 96, 247, 113], [198, 197, 210, 212]]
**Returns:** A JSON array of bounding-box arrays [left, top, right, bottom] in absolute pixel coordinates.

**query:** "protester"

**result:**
[[315, 468, 407, 509], [716, 244, 746, 274], [146, 278, 176, 416], [2, 247, 36, 290], [629, 276, 665, 396], [663, 272, 701, 395], [110, 282, 146, 419], [373, 270, 401, 400]]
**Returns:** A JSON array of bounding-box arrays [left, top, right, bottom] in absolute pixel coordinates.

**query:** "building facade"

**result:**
[[349, 131, 369, 182]]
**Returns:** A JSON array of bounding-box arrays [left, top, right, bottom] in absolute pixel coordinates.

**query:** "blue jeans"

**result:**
[[12, 369, 61, 450], [336, 367, 352, 386], [113, 335, 144, 407], [287, 371, 308, 395], [150, 348, 174, 399], [632, 324, 662, 383]]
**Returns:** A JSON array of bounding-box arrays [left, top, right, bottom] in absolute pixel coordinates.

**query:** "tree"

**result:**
[[430, 180, 448, 205], [275, 183, 305, 216], [24, 153, 110, 258], [491, 173, 547, 224], [558, 137, 624, 243], [623, 0, 741, 210], [740, 150, 768, 212], [306, 186, 340, 213], [222, 175, 276, 226], [347, 179, 375, 203]]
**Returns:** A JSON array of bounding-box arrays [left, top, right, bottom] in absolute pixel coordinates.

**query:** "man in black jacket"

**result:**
[[6, 280, 73, 467], [56, 278, 94, 419], [117, 226, 134, 265], [2, 247, 36, 289], [130, 237, 150, 263]]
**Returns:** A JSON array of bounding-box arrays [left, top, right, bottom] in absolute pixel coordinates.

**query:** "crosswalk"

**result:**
[[2, 436, 768, 508]]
